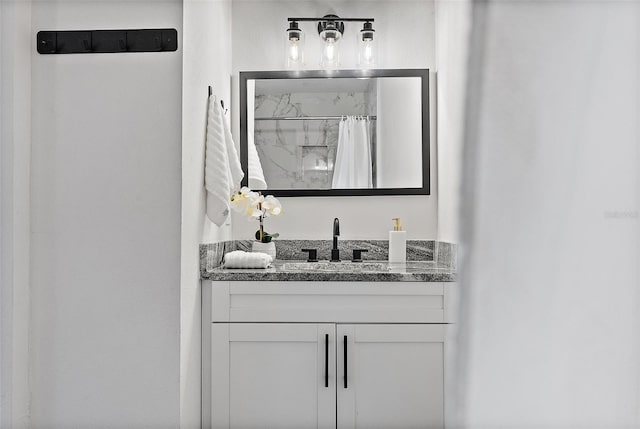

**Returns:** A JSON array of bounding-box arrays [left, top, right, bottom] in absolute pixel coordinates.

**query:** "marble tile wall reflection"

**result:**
[[254, 119, 338, 189], [254, 91, 372, 189]]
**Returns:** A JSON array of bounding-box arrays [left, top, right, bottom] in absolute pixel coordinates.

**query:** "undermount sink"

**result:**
[[280, 261, 388, 272]]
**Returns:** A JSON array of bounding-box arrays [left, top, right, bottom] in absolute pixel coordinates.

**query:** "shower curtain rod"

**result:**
[[254, 115, 377, 121]]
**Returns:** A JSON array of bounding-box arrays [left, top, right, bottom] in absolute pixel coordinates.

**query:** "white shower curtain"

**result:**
[[331, 116, 373, 189]]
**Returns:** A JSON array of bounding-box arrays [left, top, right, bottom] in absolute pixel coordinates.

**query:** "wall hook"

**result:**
[[208, 86, 227, 114], [37, 28, 177, 54]]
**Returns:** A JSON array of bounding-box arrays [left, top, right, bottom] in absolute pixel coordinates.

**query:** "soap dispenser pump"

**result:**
[[388, 218, 407, 263]]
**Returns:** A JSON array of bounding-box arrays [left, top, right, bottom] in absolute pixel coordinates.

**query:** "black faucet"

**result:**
[[331, 217, 340, 262]]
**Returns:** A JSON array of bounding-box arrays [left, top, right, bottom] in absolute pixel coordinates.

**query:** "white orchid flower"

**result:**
[[230, 191, 251, 212], [246, 205, 262, 218], [230, 188, 282, 235], [262, 195, 282, 216], [239, 187, 253, 196]]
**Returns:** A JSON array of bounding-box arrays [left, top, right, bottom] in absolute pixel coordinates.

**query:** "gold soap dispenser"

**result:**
[[388, 218, 407, 263]]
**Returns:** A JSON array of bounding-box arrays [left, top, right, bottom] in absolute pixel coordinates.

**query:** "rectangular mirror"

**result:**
[[240, 69, 429, 196]]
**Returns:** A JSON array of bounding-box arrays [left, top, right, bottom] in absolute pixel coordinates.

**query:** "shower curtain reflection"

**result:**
[[331, 116, 373, 189]]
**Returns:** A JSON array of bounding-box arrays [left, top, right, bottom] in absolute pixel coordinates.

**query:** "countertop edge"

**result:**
[[201, 268, 456, 282]]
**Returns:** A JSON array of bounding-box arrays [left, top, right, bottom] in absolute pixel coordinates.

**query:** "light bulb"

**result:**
[[320, 38, 340, 69], [363, 42, 373, 62], [288, 42, 300, 61], [325, 42, 335, 61]]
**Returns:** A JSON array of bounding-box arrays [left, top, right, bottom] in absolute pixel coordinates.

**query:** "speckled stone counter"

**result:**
[[199, 239, 456, 282], [201, 260, 456, 282]]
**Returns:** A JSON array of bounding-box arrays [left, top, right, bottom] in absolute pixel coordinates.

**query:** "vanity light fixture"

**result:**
[[357, 22, 376, 68], [285, 16, 375, 70], [286, 21, 304, 69], [317, 15, 344, 69]]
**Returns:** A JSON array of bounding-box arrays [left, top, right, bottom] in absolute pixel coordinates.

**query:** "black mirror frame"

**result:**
[[239, 68, 430, 197]]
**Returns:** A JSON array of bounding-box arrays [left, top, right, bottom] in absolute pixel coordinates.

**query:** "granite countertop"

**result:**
[[201, 260, 456, 282]]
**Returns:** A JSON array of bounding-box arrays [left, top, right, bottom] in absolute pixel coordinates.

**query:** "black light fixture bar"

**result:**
[[288, 17, 374, 22]]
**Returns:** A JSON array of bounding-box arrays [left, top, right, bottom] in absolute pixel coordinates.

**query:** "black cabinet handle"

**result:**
[[343, 335, 348, 389], [324, 334, 329, 388]]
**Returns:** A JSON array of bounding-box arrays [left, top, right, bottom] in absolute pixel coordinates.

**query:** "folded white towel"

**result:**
[[223, 250, 273, 269], [205, 95, 244, 226]]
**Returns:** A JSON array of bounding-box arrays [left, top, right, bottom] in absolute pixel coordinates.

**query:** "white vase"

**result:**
[[251, 241, 276, 260]]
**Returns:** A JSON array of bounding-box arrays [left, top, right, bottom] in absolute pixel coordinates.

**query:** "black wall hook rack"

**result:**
[[37, 28, 178, 54]]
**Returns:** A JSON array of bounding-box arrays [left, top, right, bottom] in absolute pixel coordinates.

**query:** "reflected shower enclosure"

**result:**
[[253, 81, 375, 189]]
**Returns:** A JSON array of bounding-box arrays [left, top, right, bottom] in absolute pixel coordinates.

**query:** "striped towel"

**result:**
[[205, 94, 244, 226]]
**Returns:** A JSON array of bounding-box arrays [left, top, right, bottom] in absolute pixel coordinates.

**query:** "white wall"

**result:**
[[455, 1, 640, 427], [377, 77, 423, 188], [0, 1, 32, 427], [231, 0, 437, 240], [30, 1, 183, 427], [181, 0, 232, 427]]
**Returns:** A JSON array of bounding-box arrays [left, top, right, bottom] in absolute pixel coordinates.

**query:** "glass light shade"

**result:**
[[357, 26, 376, 68], [285, 24, 304, 68], [320, 30, 341, 69]]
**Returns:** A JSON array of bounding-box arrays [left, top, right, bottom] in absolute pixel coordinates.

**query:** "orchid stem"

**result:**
[[258, 201, 264, 242], [259, 216, 264, 242]]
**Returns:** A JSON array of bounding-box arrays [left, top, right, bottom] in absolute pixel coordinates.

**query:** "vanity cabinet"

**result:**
[[210, 323, 336, 429], [337, 324, 445, 429], [202, 281, 454, 429]]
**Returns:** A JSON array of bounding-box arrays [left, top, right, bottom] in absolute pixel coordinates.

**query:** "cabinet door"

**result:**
[[337, 324, 445, 429], [211, 323, 336, 429]]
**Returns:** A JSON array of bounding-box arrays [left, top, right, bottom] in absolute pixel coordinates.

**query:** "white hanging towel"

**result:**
[[332, 116, 372, 188], [205, 94, 244, 226], [223, 105, 244, 188], [248, 133, 267, 190]]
